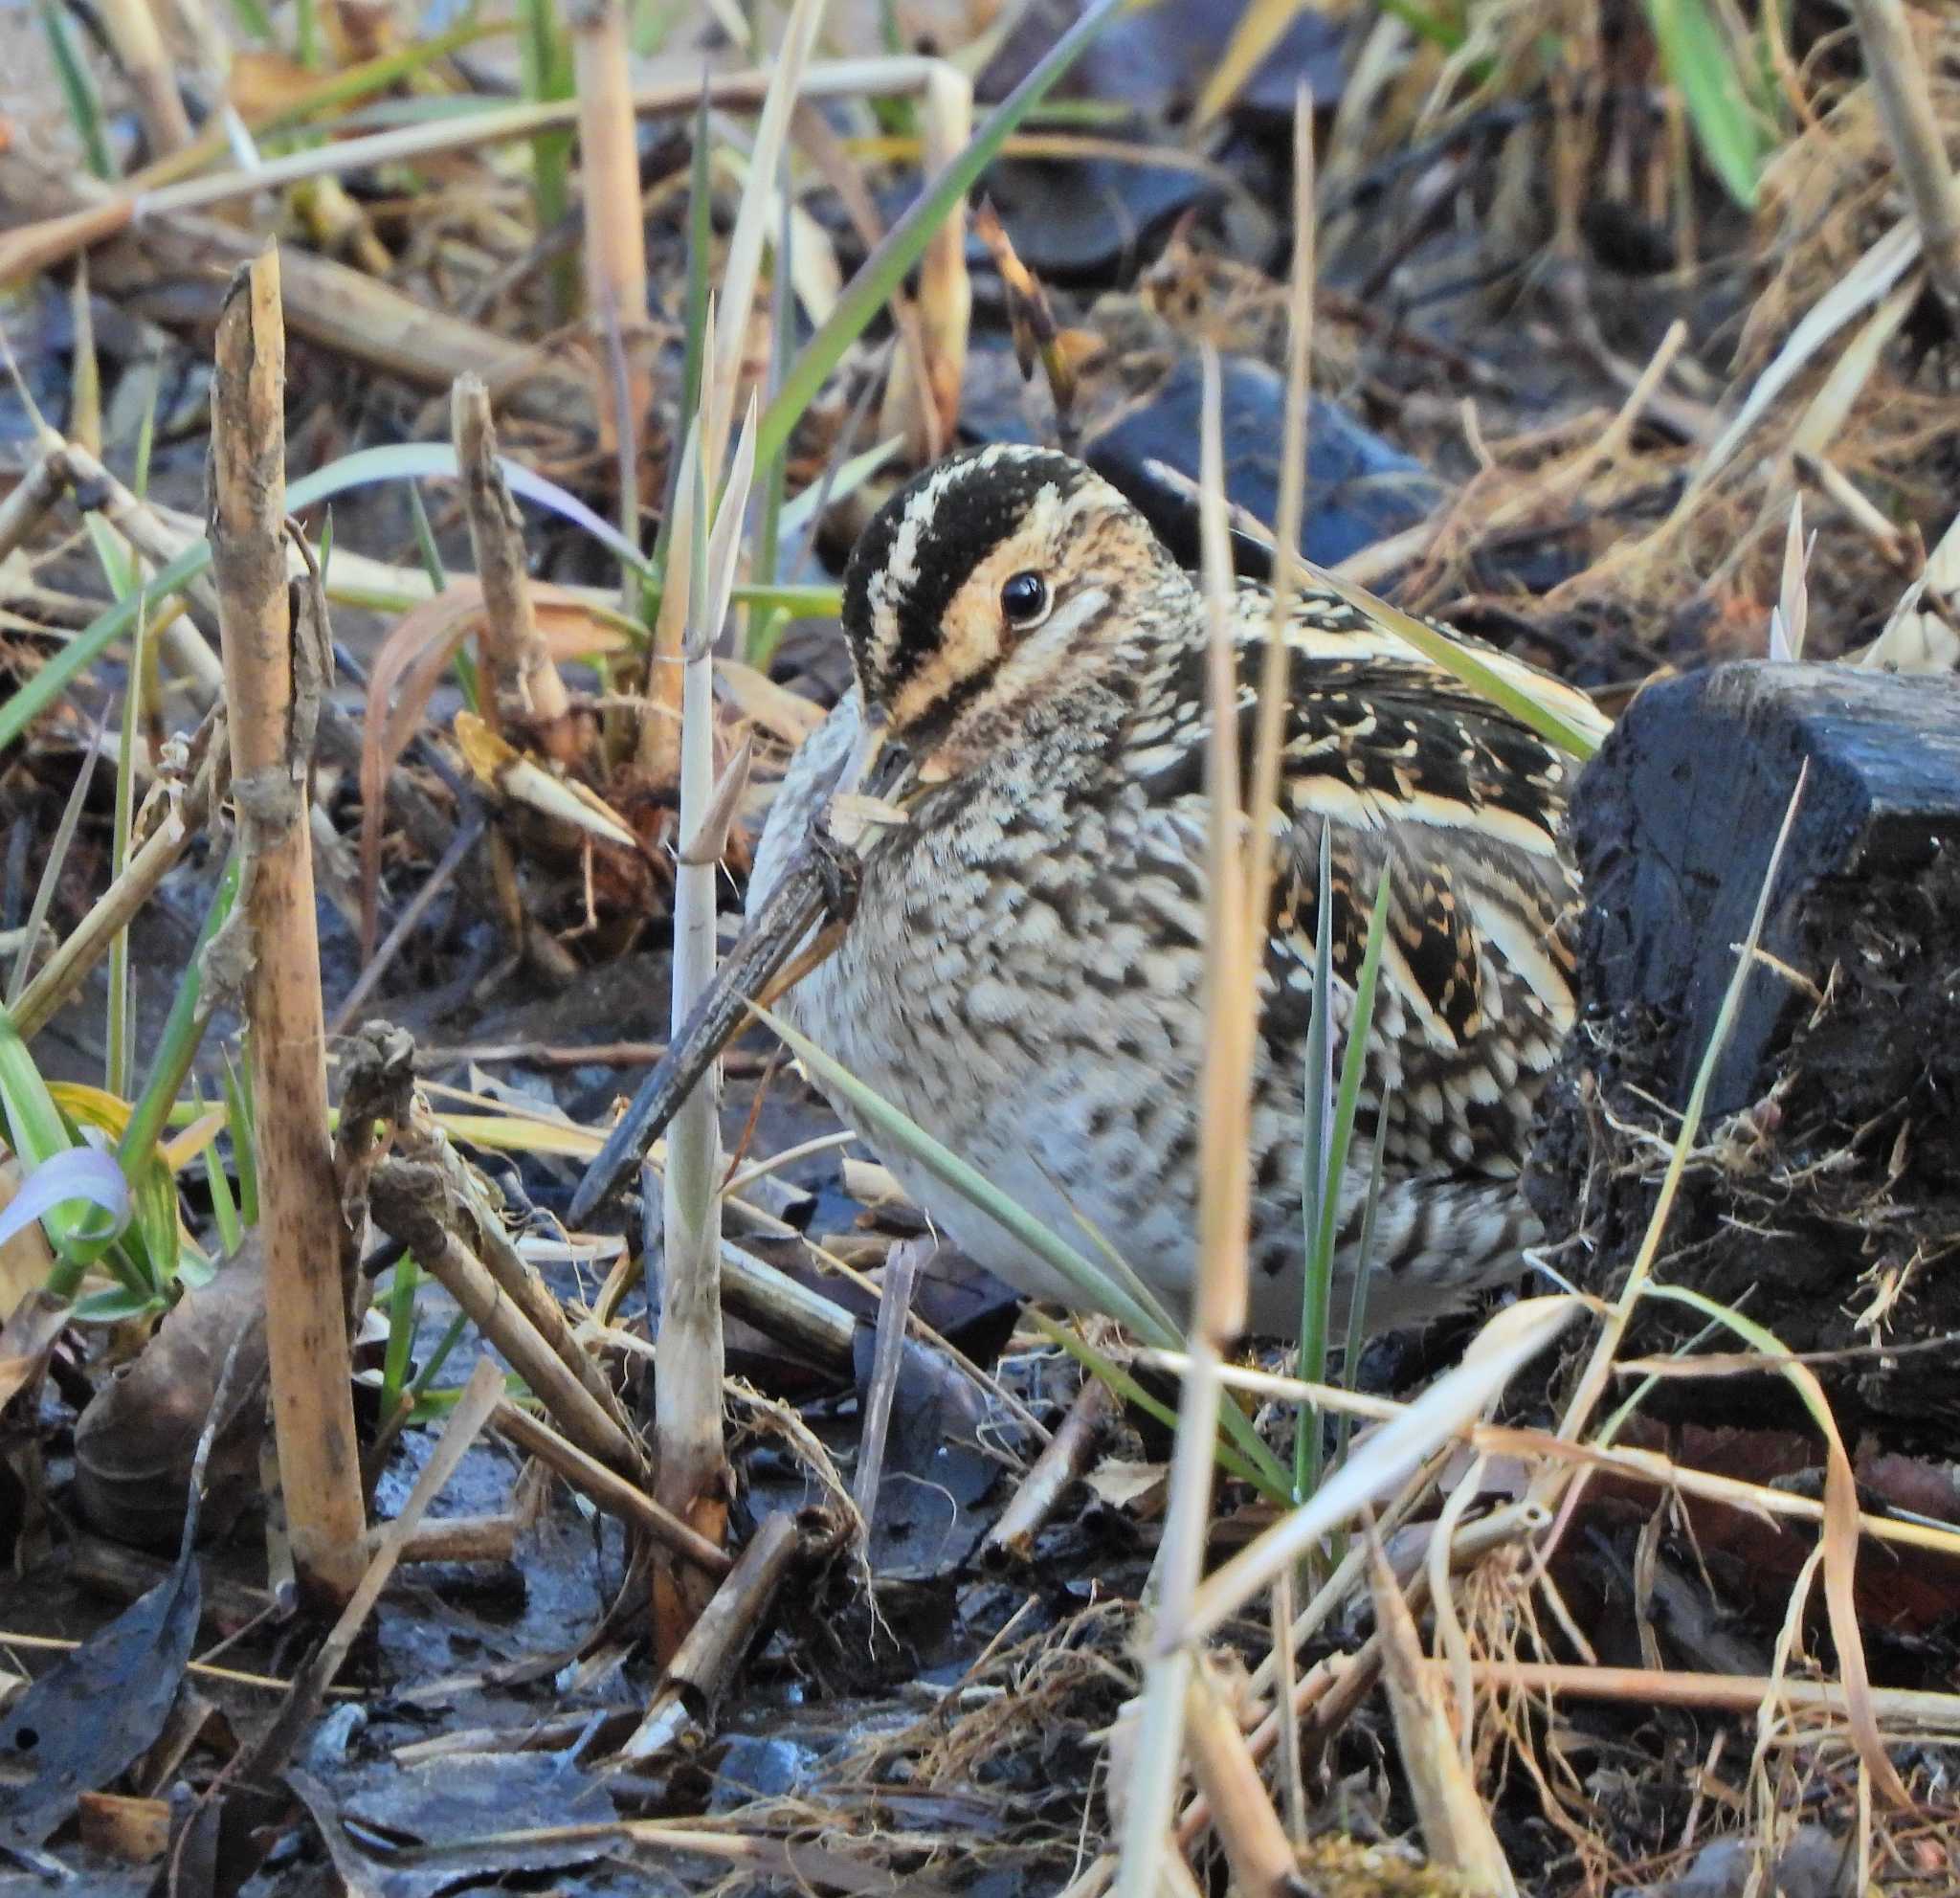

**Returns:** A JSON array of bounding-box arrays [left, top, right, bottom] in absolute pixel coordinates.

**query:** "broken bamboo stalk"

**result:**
[[209, 248, 366, 1607]]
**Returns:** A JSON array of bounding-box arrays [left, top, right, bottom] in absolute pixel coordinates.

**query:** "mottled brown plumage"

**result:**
[[745, 445, 1607, 1335]]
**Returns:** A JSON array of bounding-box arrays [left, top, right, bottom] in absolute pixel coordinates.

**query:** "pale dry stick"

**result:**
[[370, 1514, 519, 1565], [368, 1159, 641, 1477], [1266, 1564, 1307, 1846], [327, 810, 486, 1037], [851, 1238, 922, 1533], [703, 0, 828, 467], [1154, 1342, 1960, 1558], [1182, 1660, 1298, 1897], [878, 59, 972, 461], [1178, 1302, 1583, 1647], [39, 433, 227, 698], [617, 1509, 800, 1758], [1251, 98, 1316, 1859], [0, 448, 65, 563], [96, 0, 193, 155], [1245, 87, 1315, 965], [1845, 0, 1960, 323], [1793, 450, 1916, 569], [568, 0, 652, 475], [493, 1398, 732, 1577], [1115, 348, 1254, 1898], [1453, 1660, 1960, 1731], [11, 753, 216, 1039], [1697, 275, 1930, 612], [255, 1359, 504, 1759], [981, 1377, 1113, 1563], [1165, 1481, 1532, 1860], [0, 1628, 348, 1697], [209, 250, 366, 1607], [452, 375, 574, 755], [1367, 1519, 1517, 1895], [636, 4, 821, 778]]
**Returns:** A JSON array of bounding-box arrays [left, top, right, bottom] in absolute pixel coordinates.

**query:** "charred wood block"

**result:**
[[1526, 661, 1960, 1438]]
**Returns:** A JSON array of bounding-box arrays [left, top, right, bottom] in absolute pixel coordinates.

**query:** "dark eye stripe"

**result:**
[[842, 447, 1091, 703]]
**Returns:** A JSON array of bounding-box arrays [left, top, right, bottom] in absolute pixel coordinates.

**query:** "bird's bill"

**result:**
[[566, 854, 835, 1226]]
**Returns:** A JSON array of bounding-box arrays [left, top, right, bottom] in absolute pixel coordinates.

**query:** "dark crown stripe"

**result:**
[[842, 448, 1093, 701]]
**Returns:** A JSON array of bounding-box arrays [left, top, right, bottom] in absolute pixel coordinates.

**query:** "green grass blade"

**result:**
[[1299, 864, 1391, 1500], [1024, 1308, 1287, 1501], [120, 851, 239, 1172], [755, 1002, 1175, 1344], [221, 1044, 257, 1228], [38, 0, 115, 181], [1643, 0, 1763, 208], [192, 1079, 242, 1256], [1296, 828, 1335, 1500], [7, 722, 101, 1007], [1302, 563, 1606, 761]]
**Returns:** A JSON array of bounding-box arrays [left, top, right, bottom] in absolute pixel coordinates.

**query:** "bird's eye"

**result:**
[[1000, 570, 1050, 628]]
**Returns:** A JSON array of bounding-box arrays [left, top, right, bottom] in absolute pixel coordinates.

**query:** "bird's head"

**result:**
[[840, 445, 1181, 776]]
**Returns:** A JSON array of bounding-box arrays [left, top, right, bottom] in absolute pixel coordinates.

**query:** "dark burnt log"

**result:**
[[1526, 660, 1960, 1441]]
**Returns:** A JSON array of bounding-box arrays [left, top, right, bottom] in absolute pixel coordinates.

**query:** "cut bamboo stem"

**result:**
[[209, 249, 366, 1608], [618, 1508, 799, 1758], [653, 436, 733, 1663], [1367, 1520, 1517, 1895]]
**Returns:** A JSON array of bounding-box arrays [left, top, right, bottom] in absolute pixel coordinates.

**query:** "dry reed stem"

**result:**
[[1182, 1660, 1298, 1897], [282, 1358, 503, 1707], [11, 751, 216, 1039], [95, 0, 193, 155], [1846, 0, 1960, 321], [209, 249, 366, 1606], [39, 434, 226, 694], [368, 1159, 641, 1477], [981, 1376, 1112, 1563], [1114, 349, 1249, 1898], [568, 0, 652, 460], [492, 1398, 731, 1576], [0, 56, 950, 288], [850, 1238, 920, 1533], [879, 60, 971, 460], [451, 374, 575, 759], [0, 149, 592, 423], [618, 1508, 799, 1758], [1367, 1519, 1517, 1895], [652, 407, 757, 1659], [715, 1238, 857, 1369], [1452, 1660, 1960, 1730], [0, 448, 64, 563], [372, 1513, 520, 1565]]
